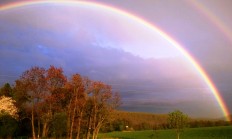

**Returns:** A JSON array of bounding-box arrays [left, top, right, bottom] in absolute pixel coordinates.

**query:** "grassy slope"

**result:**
[[98, 126, 232, 139]]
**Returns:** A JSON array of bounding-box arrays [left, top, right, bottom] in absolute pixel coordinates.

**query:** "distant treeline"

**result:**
[[101, 111, 231, 132]]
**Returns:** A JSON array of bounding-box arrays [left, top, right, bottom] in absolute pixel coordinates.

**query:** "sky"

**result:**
[[0, 0, 232, 119]]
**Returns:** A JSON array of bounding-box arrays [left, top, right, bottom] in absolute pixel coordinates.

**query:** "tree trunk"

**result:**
[[38, 119, 40, 138], [76, 111, 83, 139], [31, 108, 36, 139], [70, 108, 76, 139], [42, 106, 52, 138], [42, 122, 47, 137], [91, 100, 97, 139], [70, 88, 78, 139], [93, 118, 104, 139], [92, 131, 95, 139], [67, 103, 71, 139], [94, 126, 101, 139], [92, 128, 97, 139], [86, 116, 92, 139]]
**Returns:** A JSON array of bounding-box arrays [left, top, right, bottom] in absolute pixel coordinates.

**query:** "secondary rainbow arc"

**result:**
[[188, 0, 232, 47], [0, 0, 230, 121]]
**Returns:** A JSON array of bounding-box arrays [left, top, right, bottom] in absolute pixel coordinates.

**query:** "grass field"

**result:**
[[98, 126, 232, 139]]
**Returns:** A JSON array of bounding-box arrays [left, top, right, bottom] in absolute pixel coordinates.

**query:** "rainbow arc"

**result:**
[[0, 0, 230, 121]]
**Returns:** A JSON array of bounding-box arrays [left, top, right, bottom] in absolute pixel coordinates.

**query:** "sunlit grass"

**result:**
[[98, 126, 232, 139]]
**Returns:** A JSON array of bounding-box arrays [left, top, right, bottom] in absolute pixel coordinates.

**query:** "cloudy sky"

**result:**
[[0, 0, 232, 119]]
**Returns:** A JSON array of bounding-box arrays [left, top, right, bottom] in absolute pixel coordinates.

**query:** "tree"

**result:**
[[14, 66, 47, 139], [0, 83, 13, 97], [65, 74, 86, 139], [40, 65, 67, 137], [0, 96, 18, 119], [0, 96, 19, 138], [0, 115, 18, 138], [50, 112, 67, 138], [86, 81, 120, 139], [11, 66, 121, 138], [168, 110, 188, 139]]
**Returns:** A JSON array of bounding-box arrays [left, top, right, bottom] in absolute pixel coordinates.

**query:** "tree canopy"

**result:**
[[168, 110, 189, 139], [0, 65, 120, 139]]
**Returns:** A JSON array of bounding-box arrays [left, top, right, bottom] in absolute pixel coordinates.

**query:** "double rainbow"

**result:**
[[0, 0, 230, 121]]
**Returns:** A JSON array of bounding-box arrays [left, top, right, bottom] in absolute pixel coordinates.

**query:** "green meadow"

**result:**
[[98, 126, 232, 139]]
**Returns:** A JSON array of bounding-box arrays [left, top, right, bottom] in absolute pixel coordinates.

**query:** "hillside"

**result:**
[[105, 111, 231, 131], [113, 111, 168, 125], [108, 111, 168, 131]]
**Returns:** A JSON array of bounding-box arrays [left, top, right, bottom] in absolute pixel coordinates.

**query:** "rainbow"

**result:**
[[0, 0, 230, 121], [188, 0, 232, 46]]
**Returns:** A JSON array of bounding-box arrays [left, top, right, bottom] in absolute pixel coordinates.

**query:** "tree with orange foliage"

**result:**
[[12, 66, 121, 138], [40, 65, 67, 137], [65, 74, 88, 139], [14, 67, 46, 139], [86, 81, 120, 139]]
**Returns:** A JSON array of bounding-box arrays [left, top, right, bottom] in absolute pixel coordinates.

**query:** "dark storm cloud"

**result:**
[[0, 0, 230, 118], [121, 93, 221, 118], [0, 22, 211, 116]]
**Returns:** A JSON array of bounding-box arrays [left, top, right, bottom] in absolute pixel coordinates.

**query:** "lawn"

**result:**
[[98, 126, 232, 139]]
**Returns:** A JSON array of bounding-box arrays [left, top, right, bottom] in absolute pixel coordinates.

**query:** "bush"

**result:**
[[0, 114, 19, 138]]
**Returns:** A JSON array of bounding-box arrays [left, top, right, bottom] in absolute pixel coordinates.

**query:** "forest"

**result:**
[[0, 66, 120, 139], [0, 66, 231, 139]]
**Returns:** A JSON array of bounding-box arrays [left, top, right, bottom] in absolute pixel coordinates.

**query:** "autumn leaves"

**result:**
[[12, 65, 120, 139]]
